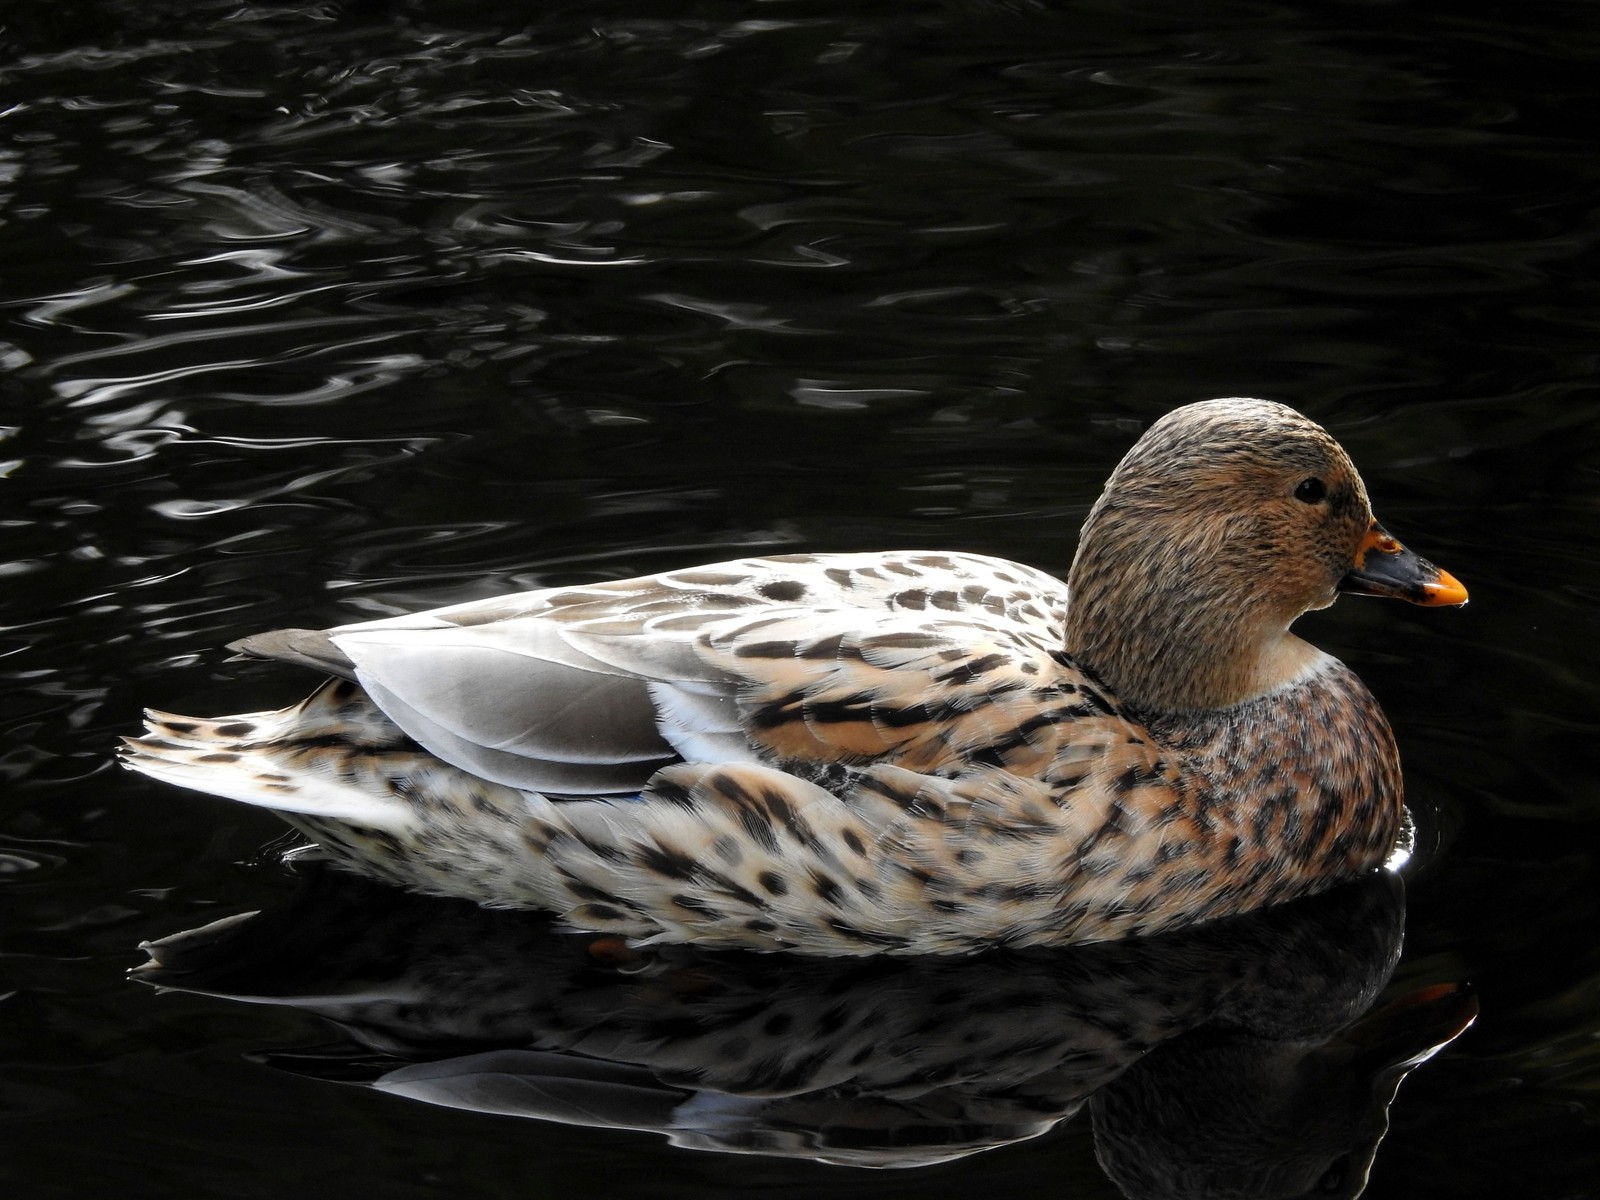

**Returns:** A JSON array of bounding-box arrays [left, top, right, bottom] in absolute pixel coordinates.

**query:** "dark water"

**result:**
[[3, 1, 1597, 1196]]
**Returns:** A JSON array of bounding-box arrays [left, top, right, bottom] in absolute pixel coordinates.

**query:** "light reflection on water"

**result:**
[[2, 2, 1599, 1198]]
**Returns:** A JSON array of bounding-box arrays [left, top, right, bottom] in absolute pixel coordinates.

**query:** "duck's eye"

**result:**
[[1316, 1155, 1351, 1192], [1294, 477, 1327, 503]]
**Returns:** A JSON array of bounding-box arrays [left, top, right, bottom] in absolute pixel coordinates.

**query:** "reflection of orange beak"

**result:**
[[1337, 981, 1480, 1073], [1339, 523, 1469, 607]]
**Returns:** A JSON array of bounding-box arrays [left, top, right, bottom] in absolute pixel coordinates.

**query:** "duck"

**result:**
[[122, 397, 1467, 955]]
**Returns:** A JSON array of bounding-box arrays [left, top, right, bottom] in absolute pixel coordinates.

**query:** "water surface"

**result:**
[[3, 2, 1598, 1197]]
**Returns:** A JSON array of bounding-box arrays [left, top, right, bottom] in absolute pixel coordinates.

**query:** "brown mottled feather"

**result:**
[[122, 398, 1456, 954]]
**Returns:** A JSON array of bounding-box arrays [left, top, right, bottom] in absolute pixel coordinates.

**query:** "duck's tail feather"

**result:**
[[119, 679, 414, 829], [121, 680, 573, 909]]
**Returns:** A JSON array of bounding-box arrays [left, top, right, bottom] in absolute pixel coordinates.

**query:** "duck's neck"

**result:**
[[1064, 510, 1325, 714]]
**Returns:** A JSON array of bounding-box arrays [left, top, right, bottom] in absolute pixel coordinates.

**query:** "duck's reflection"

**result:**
[[135, 866, 1473, 1195]]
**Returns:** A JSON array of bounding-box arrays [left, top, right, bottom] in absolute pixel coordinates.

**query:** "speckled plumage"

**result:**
[[122, 398, 1466, 954]]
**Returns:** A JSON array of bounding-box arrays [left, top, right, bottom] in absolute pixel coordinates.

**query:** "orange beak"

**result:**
[[1339, 523, 1468, 607]]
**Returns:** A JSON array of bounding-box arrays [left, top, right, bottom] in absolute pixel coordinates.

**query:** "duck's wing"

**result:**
[[372, 1049, 1067, 1168], [230, 552, 1072, 794]]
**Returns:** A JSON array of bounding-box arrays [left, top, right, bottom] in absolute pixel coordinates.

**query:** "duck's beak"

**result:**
[[1339, 523, 1468, 607]]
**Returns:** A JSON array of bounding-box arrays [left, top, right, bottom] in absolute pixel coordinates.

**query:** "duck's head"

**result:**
[[1065, 398, 1466, 713]]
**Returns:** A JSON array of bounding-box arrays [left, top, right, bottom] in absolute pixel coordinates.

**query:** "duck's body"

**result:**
[[124, 399, 1465, 954]]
